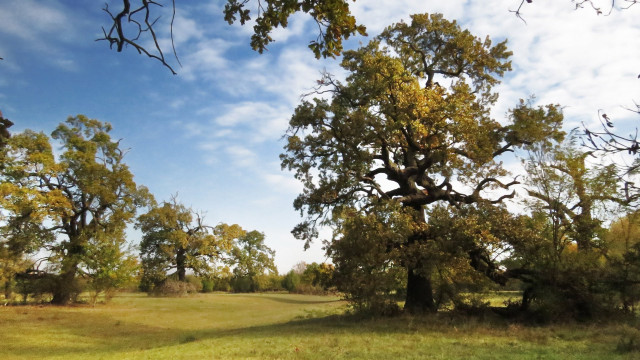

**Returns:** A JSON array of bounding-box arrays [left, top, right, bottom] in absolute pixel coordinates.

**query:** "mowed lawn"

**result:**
[[0, 292, 637, 359]]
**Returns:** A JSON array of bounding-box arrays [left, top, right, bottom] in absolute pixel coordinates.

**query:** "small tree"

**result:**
[[83, 230, 138, 304]]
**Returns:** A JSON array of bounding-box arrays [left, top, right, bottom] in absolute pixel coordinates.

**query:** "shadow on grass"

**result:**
[[252, 294, 342, 305]]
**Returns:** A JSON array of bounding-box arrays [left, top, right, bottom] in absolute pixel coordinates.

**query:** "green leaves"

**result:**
[[224, 0, 366, 58], [281, 13, 564, 247]]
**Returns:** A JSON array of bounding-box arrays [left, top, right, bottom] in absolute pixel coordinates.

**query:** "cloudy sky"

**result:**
[[1, 0, 639, 272]]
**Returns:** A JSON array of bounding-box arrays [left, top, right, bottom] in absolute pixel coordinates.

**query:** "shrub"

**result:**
[[282, 270, 300, 292], [151, 279, 198, 297], [15, 271, 59, 303], [201, 278, 214, 293], [185, 275, 203, 292]]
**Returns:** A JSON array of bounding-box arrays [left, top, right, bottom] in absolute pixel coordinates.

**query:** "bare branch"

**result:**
[[96, 0, 179, 75]]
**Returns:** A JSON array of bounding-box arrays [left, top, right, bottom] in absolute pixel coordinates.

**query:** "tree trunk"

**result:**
[[51, 264, 78, 305], [176, 248, 186, 282], [51, 237, 83, 305], [4, 279, 12, 301], [404, 266, 436, 313], [403, 204, 436, 313]]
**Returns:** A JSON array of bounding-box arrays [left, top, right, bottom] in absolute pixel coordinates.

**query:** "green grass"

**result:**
[[0, 292, 638, 359]]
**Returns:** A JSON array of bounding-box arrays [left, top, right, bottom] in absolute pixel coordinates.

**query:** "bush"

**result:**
[[254, 274, 284, 292], [185, 275, 203, 292], [15, 271, 59, 303], [151, 279, 198, 297], [231, 276, 252, 293], [291, 283, 327, 295]]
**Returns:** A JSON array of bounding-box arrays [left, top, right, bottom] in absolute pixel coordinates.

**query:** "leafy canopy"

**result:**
[[281, 13, 564, 247], [1, 115, 152, 303]]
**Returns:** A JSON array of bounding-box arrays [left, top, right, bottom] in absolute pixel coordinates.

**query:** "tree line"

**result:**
[[0, 115, 287, 304]]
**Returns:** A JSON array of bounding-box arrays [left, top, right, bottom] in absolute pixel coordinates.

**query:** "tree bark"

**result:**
[[404, 265, 436, 313], [176, 248, 186, 282], [4, 280, 12, 301], [403, 204, 436, 313], [51, 235, 82, 305], [51, 264, 78, 305]]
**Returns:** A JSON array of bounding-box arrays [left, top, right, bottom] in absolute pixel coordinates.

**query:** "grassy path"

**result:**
[[0, 292, 636, 359]]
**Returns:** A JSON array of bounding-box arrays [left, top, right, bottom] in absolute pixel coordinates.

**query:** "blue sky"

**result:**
[[1, 0, 639, 272]]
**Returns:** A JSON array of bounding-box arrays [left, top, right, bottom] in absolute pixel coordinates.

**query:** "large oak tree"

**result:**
[[281, 13, 564, 313], [1, 116, 151, 304]]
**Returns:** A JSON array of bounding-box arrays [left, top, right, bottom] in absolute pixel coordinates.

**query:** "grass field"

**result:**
[[0, 292, 638, 359]]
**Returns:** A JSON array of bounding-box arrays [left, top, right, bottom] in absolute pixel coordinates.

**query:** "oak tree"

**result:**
[[1, 115, 151, 304], [281, 13, 564, 313]]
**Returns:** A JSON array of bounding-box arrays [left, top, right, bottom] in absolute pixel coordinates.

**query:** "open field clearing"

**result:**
[[0, 292, 638, 359]]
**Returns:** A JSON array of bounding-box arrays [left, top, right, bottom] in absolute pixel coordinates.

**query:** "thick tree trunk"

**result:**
[[403, 204, 436, 313], [51, 264, 78, 305], [51, 236, 83, 305], [404, 266, 436, 313]]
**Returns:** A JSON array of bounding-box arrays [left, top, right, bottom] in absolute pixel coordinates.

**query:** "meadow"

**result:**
[[0, 292, 638, 359]]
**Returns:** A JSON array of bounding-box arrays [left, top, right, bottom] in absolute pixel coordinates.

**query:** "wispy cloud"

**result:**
[[0, 0, 85, 71]]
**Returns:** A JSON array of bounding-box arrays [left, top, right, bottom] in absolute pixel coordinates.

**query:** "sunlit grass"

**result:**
[[0, 292, 637, 359]]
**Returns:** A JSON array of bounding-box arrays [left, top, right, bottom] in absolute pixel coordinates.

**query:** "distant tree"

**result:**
[[1, 115, 152, 304], [137, 198, 241, 289], [281, 270, 301, 292], [301, 262, 334, 290], [605, 211, 640, 311], [292, 261, 308, 275], [523, 138, 618, 252], [281, 13, 564, 313], [228, 230, 276, 292]]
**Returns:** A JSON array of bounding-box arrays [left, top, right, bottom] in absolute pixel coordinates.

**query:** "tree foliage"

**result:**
[[0, 115, 151, 304], [281, 13, 564, 312]]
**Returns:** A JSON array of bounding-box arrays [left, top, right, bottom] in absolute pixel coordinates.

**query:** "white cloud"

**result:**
[[0, 0, 71, 41], [212, 101, 292, 142], [225, 144, 258, 168], [264, 172, 304, 194], [180, 38, 232, 80], [0, 0, 85, 71]]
